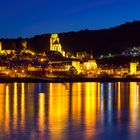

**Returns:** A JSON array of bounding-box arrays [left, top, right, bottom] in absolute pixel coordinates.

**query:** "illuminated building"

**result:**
[[50, 34, 65, 56], [76, 52, 86, 59], [0, 41, 15, 54], [114, 68, 129, 76], [83, 60, 98, 73], [0, 40, 34, 56], [130, 62, 137, 75], [20, 40, 35, 55], [76, 51, 93, 60], [72, 61, 81, 74], [28, 65, 42, 71]]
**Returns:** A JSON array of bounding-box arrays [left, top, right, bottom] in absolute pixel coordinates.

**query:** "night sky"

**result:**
[[0, 0, 139, 38]]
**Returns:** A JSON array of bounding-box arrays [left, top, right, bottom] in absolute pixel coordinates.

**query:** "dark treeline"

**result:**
[[1, 21, 140, 56]]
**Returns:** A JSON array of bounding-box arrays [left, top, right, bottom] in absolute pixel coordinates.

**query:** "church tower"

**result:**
[[50, 34, 65, 56]]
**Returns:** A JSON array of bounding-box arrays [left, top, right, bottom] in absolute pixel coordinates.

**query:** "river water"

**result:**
[[0, 82, 140, 140]]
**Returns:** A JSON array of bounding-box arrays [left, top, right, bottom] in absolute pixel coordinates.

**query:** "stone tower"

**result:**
[[50, 34, 64, 55]]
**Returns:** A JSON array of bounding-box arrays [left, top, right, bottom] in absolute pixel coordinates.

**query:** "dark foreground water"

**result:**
[[0, 82, 140, 140]]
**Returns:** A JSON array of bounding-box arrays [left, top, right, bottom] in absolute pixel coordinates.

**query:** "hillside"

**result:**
[[1, 21, 140, 57]]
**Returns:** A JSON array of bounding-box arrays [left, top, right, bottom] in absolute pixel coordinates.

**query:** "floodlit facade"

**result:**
[[50, 34, 65, 56], [72, 61, 81, 74], [83, 60, 98, 71], [130, 62, 137, 75]]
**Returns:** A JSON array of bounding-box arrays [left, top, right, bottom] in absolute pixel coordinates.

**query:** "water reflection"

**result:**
[[5, 85, 10, 133], [84, 83, 100, 139], [48, 83, 69, 140], [0, 82, 140, 139], [21, 83, 25, 129], [13, 82, 18, 130], [129, 82, 140, 139], [38, 93, 45, 136]]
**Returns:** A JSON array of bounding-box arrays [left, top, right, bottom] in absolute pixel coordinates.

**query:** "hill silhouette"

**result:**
[[1, 21, 140, 57]]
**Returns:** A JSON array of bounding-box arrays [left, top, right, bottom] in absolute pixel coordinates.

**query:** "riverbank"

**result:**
[[1, 77, 140, 83]]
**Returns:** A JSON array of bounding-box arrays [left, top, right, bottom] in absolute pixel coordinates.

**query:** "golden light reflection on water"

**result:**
[[129, 82, 139, 133], [100, 83, 104, 116], [48, 83, 69, 140], [97, 83, 101, 110], [72, 83, 82, 123], [118, 82, 121, 112], [13, 83, 18, 130], [21, 83, 25, 129], [84, 82, 100, 139], [0, 84, 5, 130], [38, 93, 45, 135], [5, 85, 10, 133], [0, 82, 140, 139], [117, 82, 121, 125]]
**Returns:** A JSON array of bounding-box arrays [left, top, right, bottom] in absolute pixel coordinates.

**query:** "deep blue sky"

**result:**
[[0, 0, 140, 38]]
